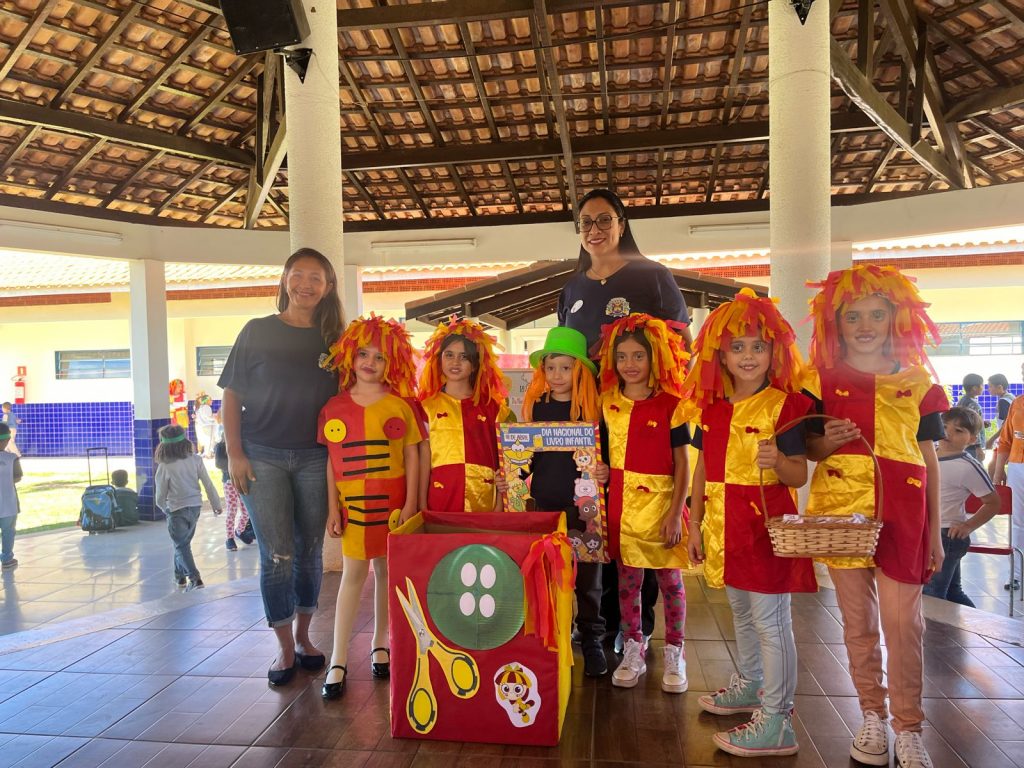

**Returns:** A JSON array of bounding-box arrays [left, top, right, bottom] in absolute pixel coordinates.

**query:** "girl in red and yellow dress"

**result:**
[[683, 288, 814, 758], [596, 313, 691, 693], [805, 265, 947, 768], [418, 317, 511, 513], [317, 314, 424, 700]]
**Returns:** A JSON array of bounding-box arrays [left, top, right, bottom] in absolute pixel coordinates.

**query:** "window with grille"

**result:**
[[196, 346, 233, 377], [55, 349, 131, 379], [933, 322, 1024, 356]]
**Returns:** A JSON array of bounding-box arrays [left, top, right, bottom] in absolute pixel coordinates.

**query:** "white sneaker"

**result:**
[[662, 643, 687, 693], [851, 711, 889, 766], [894, 731, 933, 768], [612, 638, 647, 688]]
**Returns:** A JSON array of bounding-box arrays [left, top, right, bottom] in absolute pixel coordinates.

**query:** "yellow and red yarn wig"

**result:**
[[807, 264, 940, 373], [321, 313, 418, 397], [596, 313, 691, 397], [522, 360, 599, 422], [684, 288, 806, 411], [418, 316, 509, 407]]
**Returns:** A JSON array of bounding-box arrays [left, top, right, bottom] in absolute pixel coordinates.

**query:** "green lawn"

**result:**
[[15, 459, 137, 534]]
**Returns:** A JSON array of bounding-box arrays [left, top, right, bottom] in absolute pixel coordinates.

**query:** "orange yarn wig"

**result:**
[[320, 313, 418, 397], [418, 316, 508, 407], [807, 264, 940, 374], [684, 288, 806, 411], [522, 359, 600, 421], [596, 313, 691, 397]]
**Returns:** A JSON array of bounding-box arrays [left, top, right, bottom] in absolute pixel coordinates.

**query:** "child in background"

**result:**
[[805, 264, 948, 768], [2, 402, 21, 457], [684, 288, 815, 758], [985, 373, 1015, 453], [596, 313, 691, 692], [214, 438, 251, 551], [0, 423, 22, 570], [956, 374, 986, 461], [516, 326, 609, 676], [110, 469, 140, 526], [418, 316, 510, 513], [318, 315, 424, 700], [923, 407, 1000, 607], [155, 424, 223, 591]]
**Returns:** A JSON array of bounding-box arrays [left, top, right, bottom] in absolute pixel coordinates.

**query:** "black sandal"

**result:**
[[370, 647, 390, 679], [296, 651, 326, 671], [322, 664, 347, 700]]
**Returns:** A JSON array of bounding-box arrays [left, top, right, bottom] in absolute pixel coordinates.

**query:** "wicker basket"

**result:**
[[759, 414, 883, 559]]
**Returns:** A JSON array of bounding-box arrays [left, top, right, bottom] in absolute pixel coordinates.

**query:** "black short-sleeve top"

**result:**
[[557, 257, 689, 352], [218, 315, 338, 450]]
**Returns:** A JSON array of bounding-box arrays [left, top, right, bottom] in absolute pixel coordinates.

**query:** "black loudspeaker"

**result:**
[[219, 0, 310, 56]]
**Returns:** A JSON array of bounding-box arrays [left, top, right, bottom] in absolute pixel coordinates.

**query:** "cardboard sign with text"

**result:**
[[497, 421, 608, 564]]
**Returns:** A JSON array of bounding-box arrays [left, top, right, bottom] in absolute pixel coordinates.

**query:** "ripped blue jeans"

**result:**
[[240, 440, 328, 627]]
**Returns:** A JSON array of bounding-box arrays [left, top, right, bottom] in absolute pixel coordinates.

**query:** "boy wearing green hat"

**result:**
[[518, 326, 610, 675]]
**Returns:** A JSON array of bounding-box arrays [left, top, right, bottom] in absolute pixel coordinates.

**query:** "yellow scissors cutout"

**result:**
[[395, 577, 480, 734]]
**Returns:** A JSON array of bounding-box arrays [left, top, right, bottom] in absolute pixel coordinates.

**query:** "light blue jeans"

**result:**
[[0, 514, 16, 563], [239, 441, 328, 627], [725, 586, 798, 715]]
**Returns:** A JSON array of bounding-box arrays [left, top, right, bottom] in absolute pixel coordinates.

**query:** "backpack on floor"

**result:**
[[80, 447, 119, 534]]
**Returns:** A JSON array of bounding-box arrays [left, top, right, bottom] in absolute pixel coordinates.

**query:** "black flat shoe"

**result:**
[[371, 647, 390, 679], [322, 664, 347, 700], [267, 659, 298, 687], [296, 651, 326, 671]]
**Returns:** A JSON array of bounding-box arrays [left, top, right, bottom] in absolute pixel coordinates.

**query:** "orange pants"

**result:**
[[829, 567, 925, 733]]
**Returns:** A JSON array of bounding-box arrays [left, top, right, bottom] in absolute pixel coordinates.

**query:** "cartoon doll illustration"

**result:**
[[494, 663, 540, 727]]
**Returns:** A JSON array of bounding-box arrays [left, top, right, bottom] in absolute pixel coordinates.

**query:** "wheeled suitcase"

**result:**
[[80, 447, 119, 533]]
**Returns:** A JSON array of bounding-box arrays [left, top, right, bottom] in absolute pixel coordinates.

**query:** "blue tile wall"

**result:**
[[135, 417, 170, 521], [948, 383, 1024, 421], [9, 399, 220, 458]]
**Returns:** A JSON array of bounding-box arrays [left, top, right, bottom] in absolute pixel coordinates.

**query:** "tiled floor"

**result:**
[[0, 524, 1022, 767]]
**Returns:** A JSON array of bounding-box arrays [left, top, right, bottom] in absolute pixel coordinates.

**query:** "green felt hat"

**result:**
[[529, 327, 597, 374]]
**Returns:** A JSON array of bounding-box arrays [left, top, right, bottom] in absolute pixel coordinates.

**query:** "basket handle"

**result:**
[[756, 413, 884, 526]]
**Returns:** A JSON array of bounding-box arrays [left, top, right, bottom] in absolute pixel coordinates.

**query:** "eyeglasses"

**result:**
[[578, 214, 622, 233]]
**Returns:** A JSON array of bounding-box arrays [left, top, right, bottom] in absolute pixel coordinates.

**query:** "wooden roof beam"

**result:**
[[245, 115, 287, 229], [987, 0, 1024, 37], [42, 138, 103, 201], [1, 99, 251, 166], [924, 16, 1011, 87], [153, 161, 215, 216], [0, 125, 39, 177], [49, 5, 140, 108], [655, 0, 682, 204], [829, 38, 962, 187], [535, 0, 580, 212], [878, 0, 969, 183], [102, 151, 164, 208], [181, 58, 260, 134], [344, 170, 386, 220], [946, 82, 1024, 122], [341, 112, 875, 170], [0, 0, 58, 82], [117, 22, 211, 120]]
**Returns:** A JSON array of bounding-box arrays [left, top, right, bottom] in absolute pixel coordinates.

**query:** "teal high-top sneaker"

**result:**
[[713, 709, 799, 758], [698, 673, 763, 715]]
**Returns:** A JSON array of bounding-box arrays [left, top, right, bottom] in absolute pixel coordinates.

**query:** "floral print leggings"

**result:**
[[223, 480, 249, 539], [618, 564, 686, 647]]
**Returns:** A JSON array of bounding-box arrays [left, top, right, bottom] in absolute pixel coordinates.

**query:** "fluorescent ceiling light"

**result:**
[[0, 218, 123, 243], [369, 238, 476, 252], [688, 222, 769, 235]]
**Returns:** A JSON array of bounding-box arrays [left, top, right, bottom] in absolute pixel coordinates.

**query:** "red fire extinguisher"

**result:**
[[13, 366, 26, 404]]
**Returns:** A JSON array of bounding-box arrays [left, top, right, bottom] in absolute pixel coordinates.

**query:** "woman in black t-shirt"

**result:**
[[556, 188, 693, 663], [219, 248, 343, 687]]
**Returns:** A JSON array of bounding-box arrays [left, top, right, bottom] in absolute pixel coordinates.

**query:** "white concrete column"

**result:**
[[129, 259, 170, 520], [768, 0, 832, 351], [129, 260, 169, 421], [831, 240, 854, 271], [283, 2, 346, 311], [283, 4, 345, 570], [689, 306, 710, 337], [342, 263, 363, 319]]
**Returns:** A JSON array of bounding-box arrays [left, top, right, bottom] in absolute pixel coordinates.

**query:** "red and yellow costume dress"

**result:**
[[422, 391, 511, 512], [805, 363, 948, 584], [698, 387, 817, 593], [603, 387, 691, 569], [318, 389, 424, 560]]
